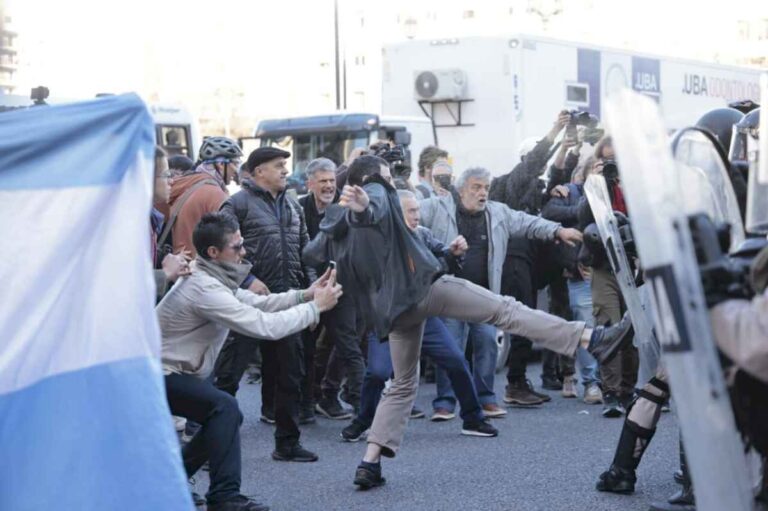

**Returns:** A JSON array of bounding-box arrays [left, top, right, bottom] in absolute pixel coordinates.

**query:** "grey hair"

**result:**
[[456, 167, 491, 190], [397, 189, 418, 202], [306, 157, 337, 178]]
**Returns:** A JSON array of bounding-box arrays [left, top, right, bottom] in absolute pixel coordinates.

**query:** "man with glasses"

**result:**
[[159, 212, 342, 511], [215, 147, 320, 463], [161, 136, 243, 257]]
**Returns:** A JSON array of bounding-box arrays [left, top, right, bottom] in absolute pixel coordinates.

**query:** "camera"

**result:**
[[372, 143, 411, 180], [602, 159, 619, 183], [31, 86, 50, 106], [565, 110, 601, 143]]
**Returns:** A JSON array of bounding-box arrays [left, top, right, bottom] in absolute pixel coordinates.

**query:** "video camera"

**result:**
[[602, 159, 620, 184], [372, 143, 411, 181]]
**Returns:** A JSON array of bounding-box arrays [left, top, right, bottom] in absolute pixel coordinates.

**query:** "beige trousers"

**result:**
[[366, 276, 586, 457]]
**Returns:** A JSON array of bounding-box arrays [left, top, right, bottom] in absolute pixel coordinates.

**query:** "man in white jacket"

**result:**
[[158, 212, 342, 511]]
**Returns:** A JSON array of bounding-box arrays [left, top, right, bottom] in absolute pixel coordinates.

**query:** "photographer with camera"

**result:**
[[576, 137, 639, 418], [415, 146, 450, 199]]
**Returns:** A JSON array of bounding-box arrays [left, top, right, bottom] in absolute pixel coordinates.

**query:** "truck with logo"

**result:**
[[382, 35, 763, 176]]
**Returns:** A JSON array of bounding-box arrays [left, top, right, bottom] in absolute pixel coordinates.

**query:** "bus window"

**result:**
[[158, 125, 191, 156]]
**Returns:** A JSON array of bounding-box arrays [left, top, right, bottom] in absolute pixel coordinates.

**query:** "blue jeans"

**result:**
[[434, 319, 497, 411], [356, 317, 484, 427], [568, 279, 600, 386]]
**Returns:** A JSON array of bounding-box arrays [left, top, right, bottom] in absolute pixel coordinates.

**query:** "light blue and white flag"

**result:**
[[0, 94, 192, 510]]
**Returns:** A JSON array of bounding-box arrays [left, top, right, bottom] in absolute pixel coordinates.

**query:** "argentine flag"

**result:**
[[0, 95, 192, 510]]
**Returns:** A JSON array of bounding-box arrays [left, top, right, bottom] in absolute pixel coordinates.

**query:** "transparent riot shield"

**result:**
[[670, 128, 746, 249], [583, 174, 659, 361], [605, 89, 754, 511], [746, 73, 768, 234]]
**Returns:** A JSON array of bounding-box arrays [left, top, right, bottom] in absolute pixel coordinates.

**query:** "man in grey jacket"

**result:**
[[420, 167, 567, 419], [158, 213, 341, 511]]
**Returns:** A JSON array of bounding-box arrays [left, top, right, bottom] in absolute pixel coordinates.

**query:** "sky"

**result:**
[[5, 0, 767, 132]]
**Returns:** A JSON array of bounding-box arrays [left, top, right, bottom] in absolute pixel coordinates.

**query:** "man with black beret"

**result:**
[[215, 147, 320, 462]]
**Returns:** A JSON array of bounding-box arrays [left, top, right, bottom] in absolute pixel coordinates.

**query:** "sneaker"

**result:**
[[596, 465, 636, 494], [246, 368, 261, 385], [299, 404, 316, 425], [541, 375, 563, 391], [316, 398, 353, 420], [583, 383, 604, 405], [588, 312, 634, 364], [561, 376, 577, 398], [525, 379, 552, 402], [503, 380, 544, 406], [410, 406, 426, 419], [271, 443, 319, 462], [482, 403, 507, 418], [461, 420, 499, 437], [259, 410, 276, 425], [602, 393, 626, 418], [431, 408, 456, 421], [354, 463, 386, 489], [207, 495, 270, 511], [341, 421, 368, 442]]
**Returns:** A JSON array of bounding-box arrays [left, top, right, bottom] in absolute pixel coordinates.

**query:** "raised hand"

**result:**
[[339, 185, 370, 213]]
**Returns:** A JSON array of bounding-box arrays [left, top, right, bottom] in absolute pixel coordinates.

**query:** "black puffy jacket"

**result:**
[[221, 179, 313, 292]]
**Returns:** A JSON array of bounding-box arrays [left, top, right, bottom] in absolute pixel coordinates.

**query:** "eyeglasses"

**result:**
[[227, 240, 245, 251]]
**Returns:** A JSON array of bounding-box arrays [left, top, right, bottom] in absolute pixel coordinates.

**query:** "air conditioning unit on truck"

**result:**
[[243, 112, 433, 194], [382, 35, 763, 177]]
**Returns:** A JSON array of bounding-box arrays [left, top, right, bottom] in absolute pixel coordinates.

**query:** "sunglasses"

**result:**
[[227, 240, 245, 251]]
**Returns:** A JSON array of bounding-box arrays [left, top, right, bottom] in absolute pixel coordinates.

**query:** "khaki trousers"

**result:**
[[366, 276, 586, 457]]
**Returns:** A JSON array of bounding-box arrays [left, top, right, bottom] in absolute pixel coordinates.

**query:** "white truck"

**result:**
[[382, 35, 763, 176], [245, 112, 433, 193]]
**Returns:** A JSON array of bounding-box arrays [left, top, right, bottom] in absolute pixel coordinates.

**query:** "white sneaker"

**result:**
[[561, 376, 577, 398], [584, 383, 604, 405], [431, 408, 456, 421]]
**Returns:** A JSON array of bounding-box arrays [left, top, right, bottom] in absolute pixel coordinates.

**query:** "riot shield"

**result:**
[[745, 74, 768, 234], [605, 89, 754, 511], [670, 128, 746, 249], [583, 174, 659, 362]]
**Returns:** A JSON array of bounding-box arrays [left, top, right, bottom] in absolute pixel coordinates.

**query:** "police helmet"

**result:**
[[695, 108, 744, 156], [729, 108, 760, 172]]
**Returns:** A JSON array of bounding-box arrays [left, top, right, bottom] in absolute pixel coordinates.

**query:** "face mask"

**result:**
[[434, 174, 452, 189]]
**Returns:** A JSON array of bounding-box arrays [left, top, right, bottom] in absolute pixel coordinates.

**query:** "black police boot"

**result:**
[[596, 403, 655, 494]]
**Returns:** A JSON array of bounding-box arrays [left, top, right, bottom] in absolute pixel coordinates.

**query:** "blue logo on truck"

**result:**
[[632, 57, 661, 101], [577, 48, 601, 118]]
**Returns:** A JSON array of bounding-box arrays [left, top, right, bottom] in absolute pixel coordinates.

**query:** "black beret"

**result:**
[[246, 147, 291, 172]]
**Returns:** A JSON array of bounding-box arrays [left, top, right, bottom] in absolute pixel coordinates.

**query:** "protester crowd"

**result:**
[[148, 107, 767, 511]]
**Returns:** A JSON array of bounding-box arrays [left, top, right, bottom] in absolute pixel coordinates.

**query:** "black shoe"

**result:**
[[596, 465, 636, 494], [461, 420, 499, 437], [410, 406, 426, 419], [272, 443, 319, 462], [588, 312, 634, 364], [259, 410, 275, 425], [354, 463, 386, 490], [602, 393, 626, 418], [316, 398, 353, 420], [541, 375, 563, 391], [299, 404, 316, 425], [618, 392, 635, 411], [341, 421, 368, 442], [206, 494, 270, 511]]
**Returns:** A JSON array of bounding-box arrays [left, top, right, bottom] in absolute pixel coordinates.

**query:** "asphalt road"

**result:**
[[191, 364, 679, 511]]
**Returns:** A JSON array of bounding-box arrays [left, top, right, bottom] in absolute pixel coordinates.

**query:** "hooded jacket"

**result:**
[[158, 258, 319, 379], [168, 172, 228, 255], [303, 175, 442, 338]]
